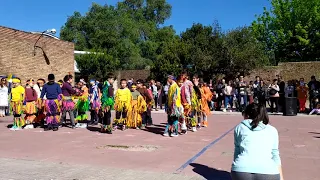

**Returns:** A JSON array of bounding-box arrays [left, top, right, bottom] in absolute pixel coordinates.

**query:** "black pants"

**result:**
[[102, 109, 111, 126], [115, 110, 127, 119], [231, 171, 280, 180], [217, 95, 224, 110], [153, 95, 158, 109], [142, 108, 152, 125], [270, 97, 279, 113], [90, 110, 99, 122]]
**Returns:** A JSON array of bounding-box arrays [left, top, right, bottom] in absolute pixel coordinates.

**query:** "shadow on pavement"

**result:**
[[153, 124, 166, 128], [313, 136, 320, 138], [142, 126, 164, 135], [309, 132, 320, 135], [190, 163, 231, 180], [87, 126, 100, 132], [7, 124, 13, 128]]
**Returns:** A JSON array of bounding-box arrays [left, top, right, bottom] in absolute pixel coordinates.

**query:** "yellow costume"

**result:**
[[114, 88, 132, 126], [127, 90, 147, 128], [10, 79, 25, 130]]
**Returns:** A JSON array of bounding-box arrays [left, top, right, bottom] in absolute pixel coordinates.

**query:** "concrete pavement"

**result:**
[[0, 112, 319, 180]]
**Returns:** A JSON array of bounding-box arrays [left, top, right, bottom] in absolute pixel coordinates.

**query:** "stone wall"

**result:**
[[0, 26, 74, 83], [245, 61, 320, 82]]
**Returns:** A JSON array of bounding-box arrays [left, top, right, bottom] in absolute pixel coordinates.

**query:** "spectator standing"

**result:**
[[0, 78, 8, 117], [297, 78, 308, 112], [268, 79, 280, 113]]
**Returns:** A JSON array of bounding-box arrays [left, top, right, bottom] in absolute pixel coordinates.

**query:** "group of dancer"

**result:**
[[6, 71, 213, 136], [163, 72, 213, 137]]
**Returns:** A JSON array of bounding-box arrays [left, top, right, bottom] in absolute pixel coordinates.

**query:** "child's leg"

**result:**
[[163, 114, 172, 135]]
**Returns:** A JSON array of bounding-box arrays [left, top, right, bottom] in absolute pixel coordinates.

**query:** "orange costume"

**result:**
[[201, 86, 212, 127], [297, 85, 308, 112]]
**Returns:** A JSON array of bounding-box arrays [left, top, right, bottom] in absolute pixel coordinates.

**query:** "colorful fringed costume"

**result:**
[[100, 81, 114, 133], [201, 86, 212, 127], [24, 86, 38, 126], [180, 83, 192, 132], [40, 81, 62, 130], [114, 87, 132, 130], [164, 82, 184, 137], [89, 82, 101, 123], [127, 90, 147, 128], [75, 86, 89, 122], [10, 80, 25, 130], [190, 85, 202, 130]]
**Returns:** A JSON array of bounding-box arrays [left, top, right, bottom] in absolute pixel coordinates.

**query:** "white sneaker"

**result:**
[[75, 123, 80, 128], [223, 109, 227, 112], [171, 133, 178, 137], [163, 133, 169, 137], [25, 124, 34, 129], [181, 123, 187, 131], [10, 126, 17, 131], [192, 127, 197, 132], [81, 123, 87, 128], [15, 127, 22, 131]]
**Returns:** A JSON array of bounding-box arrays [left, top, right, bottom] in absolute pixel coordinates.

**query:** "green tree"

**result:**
[[75, 49, 120, 80], [60, 1, 172, 78], [223, 27, 269, 77], [252, 0, 320, 64]]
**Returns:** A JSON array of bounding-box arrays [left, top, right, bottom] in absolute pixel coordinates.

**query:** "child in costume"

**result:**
[[100, 73, 115, 134], [190, 74, 203, 132], [40, 74, 62, 131], [136, 79, 153, 129], [127, 83, 147, 129], [75, 79, 89, 128], [24, 79, 38, 129], [60, 75, 76, 128], [163, 75, 184, 137], [181, 72, 193, 134], [201, 83, 212, 128], [9, 78, 25, 131], [33, 78, 46, 127], [114, 79, 132, 131], [89, 79, 101, 125]]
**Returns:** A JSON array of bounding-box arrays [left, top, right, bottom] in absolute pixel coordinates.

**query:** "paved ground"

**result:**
[[0, 111, 319, 180]]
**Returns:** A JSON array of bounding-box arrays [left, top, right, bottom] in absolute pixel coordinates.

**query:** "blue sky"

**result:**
[[0, 0, 271, 36]]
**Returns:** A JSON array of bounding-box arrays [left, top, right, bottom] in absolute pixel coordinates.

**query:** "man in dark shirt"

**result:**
[[136, 79, 152, 128]]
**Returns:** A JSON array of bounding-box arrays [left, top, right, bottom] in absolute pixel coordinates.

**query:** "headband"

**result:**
[[12, 79, 20, 83], [131, 85, 137, 88]]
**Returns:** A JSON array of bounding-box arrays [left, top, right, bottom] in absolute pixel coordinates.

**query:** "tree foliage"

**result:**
[[252, 0, 320, 64], [61, 0, 270, 82]]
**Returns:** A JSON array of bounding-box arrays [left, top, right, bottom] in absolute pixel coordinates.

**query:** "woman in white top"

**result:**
[[0, 78, 9, 117], [223, 80, 235, 112], [268, 79, 280, 113]]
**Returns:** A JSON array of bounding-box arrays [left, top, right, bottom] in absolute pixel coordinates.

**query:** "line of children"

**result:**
[[163, 73, 212, 137]]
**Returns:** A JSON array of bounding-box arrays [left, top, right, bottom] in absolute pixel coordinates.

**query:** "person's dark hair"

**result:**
[[48, 74, 55, 81], [120, 79, 127, 83], [136, 79, 144, 84], [63, 75, 73, 82], [193, 74, 199, 79], [256, 76, 260, 79], [243, 103, 269, 130], [107, 73, 115, 80], [273, 79, 278, 83], [58, 80, 64, 84]]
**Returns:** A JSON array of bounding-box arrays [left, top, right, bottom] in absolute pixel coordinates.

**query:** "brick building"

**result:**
[[0, 26, 74, 83]]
